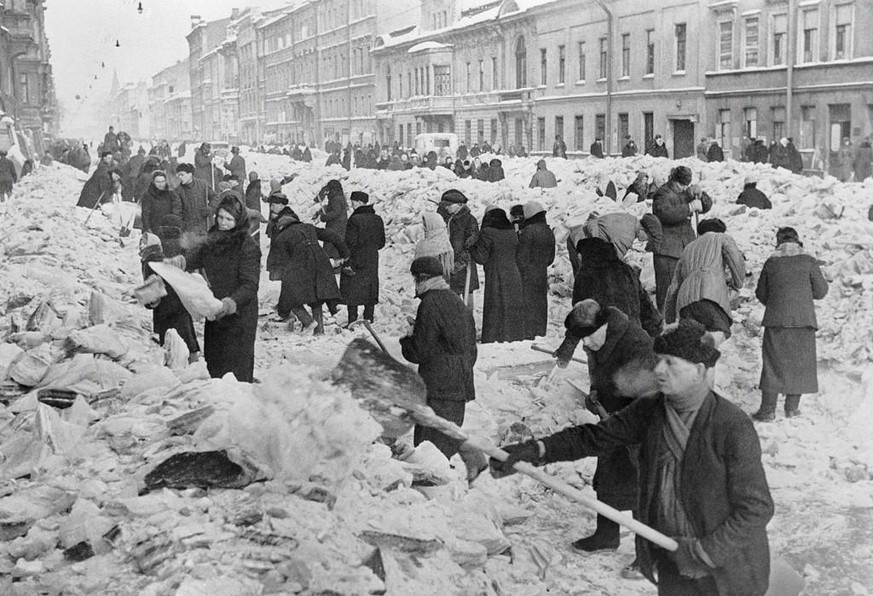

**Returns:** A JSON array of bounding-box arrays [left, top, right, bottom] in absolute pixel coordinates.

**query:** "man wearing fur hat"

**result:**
[[340, 191, 386, 325], [438, 190, 480, 305], [517, 201, 556, 339], [491, 320, 774, 595], [401, 256, 477, 459]]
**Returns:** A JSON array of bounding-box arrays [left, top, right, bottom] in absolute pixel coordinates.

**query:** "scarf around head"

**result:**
[[415, 212, 454, 275]]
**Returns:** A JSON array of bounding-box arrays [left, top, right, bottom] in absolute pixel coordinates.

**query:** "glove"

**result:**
[[464, 232, 480, 249], [488, 440, 542, 479], [216, 297, 237, 319], [669, 538, 712, 579], [584, 390, 602, 416], [553, 336, 578, 368]]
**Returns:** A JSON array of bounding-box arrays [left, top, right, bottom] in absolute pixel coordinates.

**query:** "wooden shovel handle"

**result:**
[[531, 344, 586, 364]]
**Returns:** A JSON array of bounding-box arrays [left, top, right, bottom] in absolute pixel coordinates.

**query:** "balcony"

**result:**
[[376, 95, 456, 116], [1, 9, 36, 54]]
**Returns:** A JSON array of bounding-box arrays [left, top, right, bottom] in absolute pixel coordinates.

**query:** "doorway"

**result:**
[[672, 119, 695, 158]]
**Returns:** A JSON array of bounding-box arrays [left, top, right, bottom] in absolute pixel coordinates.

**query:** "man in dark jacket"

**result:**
[[492, 320, 774, 596], [400, 256, 477, 459], [559, 300, 656, 561], [103, 126, 120, 154], [650, 166, 712, 311], [0, 150, 18, 201], [244, 172, 262, 212], [706, 142, 724, 162], [647, 134, 669, 158], [736, 176, 771, 209], [340, 191, 386, 324], [517, 201, 556, 339], [194, 143, 215, 190], [439, 189, 480, 305], [224, 146, 246, 182], [621, 137, 638, 157], [175, 163, 218, 236], [590, 137, 604, 158], [553, 135, 567, 158], [315, 179, 349, 260], [76, 152, 119, 208]]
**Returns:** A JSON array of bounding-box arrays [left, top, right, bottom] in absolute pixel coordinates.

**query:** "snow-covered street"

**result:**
[[0, 153, 871, 594]]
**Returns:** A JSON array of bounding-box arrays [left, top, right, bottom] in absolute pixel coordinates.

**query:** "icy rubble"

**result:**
[[0, 156, 869, 594]]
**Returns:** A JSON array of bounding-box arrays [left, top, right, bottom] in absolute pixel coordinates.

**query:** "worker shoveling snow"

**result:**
[[0, 157, 869, 593]]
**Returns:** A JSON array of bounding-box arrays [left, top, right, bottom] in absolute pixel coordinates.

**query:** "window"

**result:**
[[416, 121, 422, 138], [398, 72, 403, 97], [398, 124, 403, 144], [558, 45, 566, 84], [645, 29, 655, 75], [515, 37, 527, 88], [537, 117, 546, 151], [434, 65, 450, 96], [492, 56, 499, 89], [621, 34, 630, 77], [675, 23, 687, 72], [577, 41, 586, 81], [744, 107, 757, 138], [599, 37, 608, 79], [491, 119, 498, 145], [574, 115, 584, 150], [540, 48, 548, 85], [465, 120, 472, 145], [618, 113, 629, 141], [644, 111, 654, 147], [744, 17, 759, 67], [466, 62, 472, 92], [555, 116, 564, 145], [717, 109, 731, 150], [477, 119, 485, 143], [19, 73, 28, 104], [407, 72, 412, 97], [772, 13, 787, 65], [426, 65, 430, 95], [414, 68, 420, 95], [479, 60, 485, 91], [408, 125, 413, 149], [772, 106, 786, 141], [718, 21, 733, 70], [595, 113, 606, 143], [800, 9, 819, 64], [834, 3, 853, 60], [800, 106, 816, 149]]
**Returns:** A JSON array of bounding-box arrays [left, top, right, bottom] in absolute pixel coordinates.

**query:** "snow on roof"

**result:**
[[408, 40, 451, 53], [499, 0, 560, 16]]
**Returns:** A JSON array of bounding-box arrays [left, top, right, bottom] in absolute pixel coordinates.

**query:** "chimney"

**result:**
[[190, 15, 202, 29]]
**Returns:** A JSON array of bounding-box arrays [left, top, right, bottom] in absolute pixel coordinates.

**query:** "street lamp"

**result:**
[[137, 2, 143, 14]]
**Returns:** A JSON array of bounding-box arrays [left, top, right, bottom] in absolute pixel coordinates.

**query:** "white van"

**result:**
[[415, 133, 458, 162]]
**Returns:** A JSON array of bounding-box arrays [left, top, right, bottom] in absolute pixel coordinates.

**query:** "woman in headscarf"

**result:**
[[468, 206, 526, 343], [314, 179, 349, 260], [414, 212, 454, 279], [140, 171, 183, 234], [185, 192, 261, 382], [753, 227, 828, 421]]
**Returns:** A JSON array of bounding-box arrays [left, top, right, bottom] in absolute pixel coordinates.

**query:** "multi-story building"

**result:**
[[149, 59, 192, 142], [0, 0, 57, 140], [236, 7, 266, 145], [703, 0, 872, 170], [259, 7, 298, 144], [187, 15, 232, 142], [112, 81, 150, 139]]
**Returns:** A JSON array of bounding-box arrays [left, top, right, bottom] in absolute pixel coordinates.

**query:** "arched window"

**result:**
[[515, 36, 527, 88]]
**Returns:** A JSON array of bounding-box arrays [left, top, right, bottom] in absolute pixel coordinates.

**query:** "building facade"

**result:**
[[187, 16, 232, 142], [112, 81, 150, 139], [0, 0, 57, 140], [149, 59, 192, 142]]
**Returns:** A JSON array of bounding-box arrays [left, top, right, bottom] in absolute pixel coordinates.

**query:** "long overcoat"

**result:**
[[340, 204, 385, 306], [516, 211, 556, 339]]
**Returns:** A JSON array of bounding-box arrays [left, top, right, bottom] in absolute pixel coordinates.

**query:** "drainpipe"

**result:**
[[594, 0, 613, 155], [347, 0, 353, 145], [786, 0, 796, 139]]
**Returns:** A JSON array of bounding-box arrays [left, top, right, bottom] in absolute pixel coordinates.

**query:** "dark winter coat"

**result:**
[[469, 211, 526, 343], [552, 139, 567, 158], [317, 181, 349, 259], [755, 244, 828, 328], [787, 143, 803, 174], [142, 260, 199, 354], [489, 164, 505, 182], [244, 180, 262, 212], [443, 205, 480, 294], [736, 184, 772, 209], [853, 143, 873, 181], [647, 141, 669, 158], [572, 238, 662, 338], [340, 205, 385, 306], [225, 154, 246, 181], [650, 181, 713, 259], [0, 157, 17, 188], [589, 142, 604, 158], [621, 142, 638, 157], [76, 163, 115, 208], [187, 205, 261, 382], [177, 178, 218, 235], [302, 147, 312, 162], [707, 143, 725, 162], [516, 211, 556, 339], [769, 144, 791, 171], [325, 153, 341, 167], [540, 392, 774, 596], [585, 307, 655, 510], [140, 182, 183, 234], [194, 148, 215, 189], [400, 287, 477, 402], [270, 215, 349, 314]]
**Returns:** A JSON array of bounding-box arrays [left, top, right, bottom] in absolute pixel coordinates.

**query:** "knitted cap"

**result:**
[[523, 201, 545, 220], [653, 320, 721, 368], [410, 256, 445, 279]]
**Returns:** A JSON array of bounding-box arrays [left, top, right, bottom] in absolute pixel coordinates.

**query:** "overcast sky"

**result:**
[[45, 0, 290, 119]]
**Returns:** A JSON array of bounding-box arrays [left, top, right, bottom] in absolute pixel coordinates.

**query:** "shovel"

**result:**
[[531, 343, 586, 364], [332, 338, 806, 595]]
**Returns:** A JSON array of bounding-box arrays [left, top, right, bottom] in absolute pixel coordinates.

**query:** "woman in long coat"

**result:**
[[340, 192, 385, 324], [194, 143, 215, 190], [140, 171, 183, 234], [468, 207, 526, 343], [315, 179, 349, 259], [186, 192, 260, 382], [414, 212, 454, 279], [516, 202, 556, 339], [270, 206, 349, 334], [754, 227, 828, 420]]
